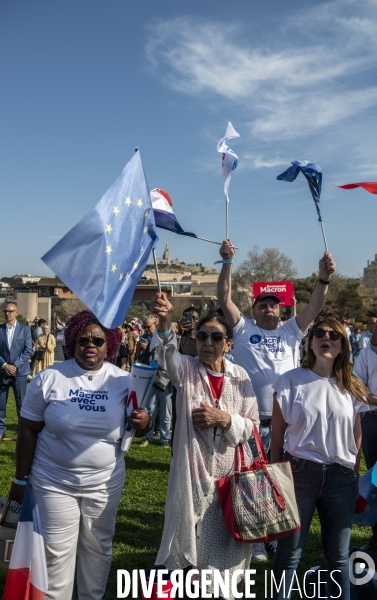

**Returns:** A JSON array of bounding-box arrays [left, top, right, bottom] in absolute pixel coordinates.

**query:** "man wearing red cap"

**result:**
[[217, 240, 336, 559], [218, 239, 336, 438]]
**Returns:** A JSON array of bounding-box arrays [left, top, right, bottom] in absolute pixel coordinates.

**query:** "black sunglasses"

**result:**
[[195, 330, 228, 344], [77, 336, 106, 347], [313, 328, 342, 341]]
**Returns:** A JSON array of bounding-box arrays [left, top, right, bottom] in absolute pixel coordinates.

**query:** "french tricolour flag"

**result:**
[[150, 188, 197, 238], [3, 481, 48, 600], [353, 464, 377, 527]]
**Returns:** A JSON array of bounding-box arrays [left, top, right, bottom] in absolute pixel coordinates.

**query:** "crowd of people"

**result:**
[[1, 239, 377, 599]]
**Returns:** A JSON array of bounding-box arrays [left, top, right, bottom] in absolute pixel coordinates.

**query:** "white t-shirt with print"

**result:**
[[232, 316, 305, 417], [273, 367, 370, 468], [354, 345, 377, 398], [21, 359, 129, 486]]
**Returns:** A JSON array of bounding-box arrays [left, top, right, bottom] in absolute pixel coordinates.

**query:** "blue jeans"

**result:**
[[145, 383, 172, 444], [248, 422, 272, 459], [272, 453, 358, 600], [0, 374, 26, 436]]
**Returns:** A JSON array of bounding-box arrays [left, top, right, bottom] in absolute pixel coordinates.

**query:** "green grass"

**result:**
[[0, 392, 371, 599]]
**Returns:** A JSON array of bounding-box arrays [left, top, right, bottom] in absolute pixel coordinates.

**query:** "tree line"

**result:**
[[232, 246, 375, 323]]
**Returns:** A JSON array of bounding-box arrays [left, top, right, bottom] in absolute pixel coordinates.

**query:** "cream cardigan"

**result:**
[[151, 331, 259, 570]]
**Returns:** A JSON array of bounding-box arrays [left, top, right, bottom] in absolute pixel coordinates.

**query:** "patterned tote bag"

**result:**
[[216, 425, 300, 542]]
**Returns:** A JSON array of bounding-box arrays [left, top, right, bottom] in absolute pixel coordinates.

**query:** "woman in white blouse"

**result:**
[[271, 316, 370, 600], [151, 292, 259, 600]]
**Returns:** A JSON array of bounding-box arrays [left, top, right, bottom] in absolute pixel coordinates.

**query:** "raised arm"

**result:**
[[151, 292, 173, 337], [150, 293, 183, 384], [296, 253, 336, 334], [217, 239, 241, 329]]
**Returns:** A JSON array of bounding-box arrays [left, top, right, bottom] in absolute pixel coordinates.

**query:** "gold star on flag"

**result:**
[[143, 226, 148, 234], [113, 206, 120, 216], [144, 210, 149, 218], [133, 262, 139, 269], [137, 198, 143, 208], [125, 197, 132, 206], [119, 273, 123, 281], [111, 264, 117, 273], [126, 272, 130, 279], [105, 245, 113, 255], [105, 224, 113, 234], [140, 246, 144, 252]]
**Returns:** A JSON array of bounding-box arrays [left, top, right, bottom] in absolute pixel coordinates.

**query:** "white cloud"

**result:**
[[244, 154, 288, 169], [145, 3, 377, 144], [250, 87, 377, 140]]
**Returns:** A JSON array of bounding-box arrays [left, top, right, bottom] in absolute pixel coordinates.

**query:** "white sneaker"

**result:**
[[251, 542, 268, 562], [266, 540, 277, 553]]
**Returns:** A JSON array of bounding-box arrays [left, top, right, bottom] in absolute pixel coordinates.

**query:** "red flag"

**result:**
[[335, 182, 377, 194]]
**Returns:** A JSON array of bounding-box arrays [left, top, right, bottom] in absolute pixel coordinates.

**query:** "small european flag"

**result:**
[[42, 151, 158, 328], [277, 159, 323, 222]]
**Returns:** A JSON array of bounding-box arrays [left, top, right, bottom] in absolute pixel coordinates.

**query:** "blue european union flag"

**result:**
[[42, 151, 158, 328], [277, 159, 323, 222]]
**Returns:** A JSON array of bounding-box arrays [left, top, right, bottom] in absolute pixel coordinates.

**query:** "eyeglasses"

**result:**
[[77, 336, 106, 347], [313, 328, 342, 341], [195, 330, 228, 344], [3, 310, 16, 313]]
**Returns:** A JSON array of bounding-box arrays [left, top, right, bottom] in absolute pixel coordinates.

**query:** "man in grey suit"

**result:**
[[0, 302, 33, 441]]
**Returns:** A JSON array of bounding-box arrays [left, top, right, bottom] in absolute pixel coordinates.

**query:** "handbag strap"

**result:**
[[252, 423, 269, 463], [234, 424, 267, 476], [234, 425, 287, 510]]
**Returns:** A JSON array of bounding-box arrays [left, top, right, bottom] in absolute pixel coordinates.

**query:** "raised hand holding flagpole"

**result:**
[[277, 159, 328, 253], [217, 123, 240, 239]]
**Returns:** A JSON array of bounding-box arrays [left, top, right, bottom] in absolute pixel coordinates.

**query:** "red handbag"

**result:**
[[216, 425, 301, 543]]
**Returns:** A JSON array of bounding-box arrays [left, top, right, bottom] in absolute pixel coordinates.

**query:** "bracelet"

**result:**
[[13, 476, 28, 486], [214, 260, 234, 265], [157, 327, 171, 338], [176, 335, 182, 339], [318, 278, 331, 285]]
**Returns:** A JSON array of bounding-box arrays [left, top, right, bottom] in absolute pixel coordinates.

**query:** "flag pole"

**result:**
[[226, 198, 229, 240], [320, 222, 329, 253], [195, 236, 238, 250], [134, 145, 161, 294], [152, 248, 162, 294]]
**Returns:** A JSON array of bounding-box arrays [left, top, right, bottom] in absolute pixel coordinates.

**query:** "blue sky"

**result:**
[[1, 0, 377, 279]]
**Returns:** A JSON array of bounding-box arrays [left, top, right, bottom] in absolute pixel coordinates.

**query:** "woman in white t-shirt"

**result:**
[[270, 316, 370, 600], [9, 310, 151, 600]]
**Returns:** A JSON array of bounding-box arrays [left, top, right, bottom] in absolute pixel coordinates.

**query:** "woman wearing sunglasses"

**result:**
[[9, 310, 150, 600], [270, 316, 371, 600], [150, 292, 259, 600]]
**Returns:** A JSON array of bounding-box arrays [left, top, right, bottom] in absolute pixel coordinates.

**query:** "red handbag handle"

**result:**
[[234, 425, 287, 510]]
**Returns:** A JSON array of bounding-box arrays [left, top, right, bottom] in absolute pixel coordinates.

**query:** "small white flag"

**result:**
[[217, 122, 240, 203], [121, 361, 158, 451]]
